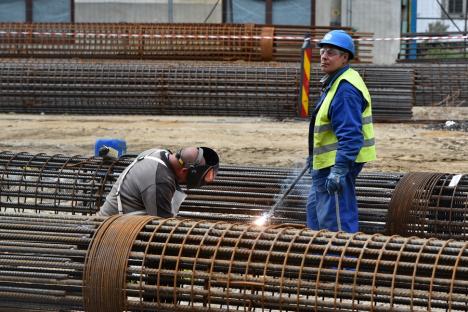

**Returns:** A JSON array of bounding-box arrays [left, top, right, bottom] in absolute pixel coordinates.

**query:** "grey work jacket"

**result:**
[[98, 149, 177, 217]]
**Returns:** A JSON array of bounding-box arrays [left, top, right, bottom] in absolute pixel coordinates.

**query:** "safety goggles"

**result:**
[[319, 47, 344, 57]]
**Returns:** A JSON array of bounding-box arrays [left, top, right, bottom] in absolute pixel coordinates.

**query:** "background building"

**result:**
[[416, 0, 468, 33], [0, 0, 73, 22], [75, 0, 222, 23]]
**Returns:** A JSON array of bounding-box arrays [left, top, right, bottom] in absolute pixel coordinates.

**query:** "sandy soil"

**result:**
[[0, 107, 466, 174]]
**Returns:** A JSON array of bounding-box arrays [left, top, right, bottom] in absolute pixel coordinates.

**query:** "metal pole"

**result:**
[[269, 164, 309, 216], [464, 0, 467, 58], [168, 0, 173, 23]]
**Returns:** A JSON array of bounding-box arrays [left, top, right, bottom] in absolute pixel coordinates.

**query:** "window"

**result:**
[[448, 0, 463, 14], [224, 0, 313, 26], [0, 0, 73, 22], [445, 0, 465, 17], [0, 0, 26, 21]]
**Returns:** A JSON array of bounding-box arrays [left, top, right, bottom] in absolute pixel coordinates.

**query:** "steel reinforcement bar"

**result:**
[[0, 213, 468, 312], [1, 151, 467, 240], [0, 59, 413, 121], [411, 63, 468, 107], [0, 213, 467, 311], [0, 151, 133, 214], [0, 23, 373, 63], [387, 172, 468, 240], [183, 165, 401, 235], [356, 63, 468, 108]]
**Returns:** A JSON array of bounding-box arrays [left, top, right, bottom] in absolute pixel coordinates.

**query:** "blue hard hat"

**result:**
[[318, 30, 355, 59]]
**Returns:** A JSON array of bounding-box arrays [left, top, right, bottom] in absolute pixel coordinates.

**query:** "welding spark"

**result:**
[[253, 213, 270, 226]]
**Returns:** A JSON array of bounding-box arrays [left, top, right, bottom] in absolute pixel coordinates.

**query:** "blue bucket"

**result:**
[[95, 138, 127, 158]]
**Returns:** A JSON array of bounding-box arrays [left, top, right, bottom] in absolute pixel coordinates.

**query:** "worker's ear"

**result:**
[[174, 166, 189, 183], [179, 166, 189, 175]]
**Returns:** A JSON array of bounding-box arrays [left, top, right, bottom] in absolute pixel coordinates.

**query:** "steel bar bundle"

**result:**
[[0, 213, 466, 311], [410, 63, 468, 107], [362, 63, 468, 107], [387, 172, 468, 240], [0, 151, 395, 232], [0, 151, 133, 214], [313, 64, 415, 121], [0, 59, 300, 118], [183, 165, 402, 235], [1, 151, 467, 239], [0, 58, 414, 121], [0, 23, 373, 63]]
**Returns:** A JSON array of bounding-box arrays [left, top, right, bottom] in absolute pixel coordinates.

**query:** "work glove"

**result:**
[[98, 145, 117, 164], [325, 164, 349, 195]]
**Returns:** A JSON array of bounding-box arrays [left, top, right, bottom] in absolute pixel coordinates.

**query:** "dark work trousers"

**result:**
[[306, 162, 364, 233]]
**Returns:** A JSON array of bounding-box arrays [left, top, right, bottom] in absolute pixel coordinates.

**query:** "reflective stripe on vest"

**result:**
[[313, 68, 376, 170], [116, 153, 166, 215]]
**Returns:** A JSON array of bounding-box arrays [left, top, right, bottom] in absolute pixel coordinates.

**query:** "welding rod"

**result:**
[[269, 164, 309, 216]]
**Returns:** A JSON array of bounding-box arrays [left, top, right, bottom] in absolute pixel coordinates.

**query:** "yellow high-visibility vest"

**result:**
[[313, 68, 376, 170]]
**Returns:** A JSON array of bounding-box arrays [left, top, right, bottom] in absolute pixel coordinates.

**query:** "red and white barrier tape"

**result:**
[[0, 30, 468, 42]]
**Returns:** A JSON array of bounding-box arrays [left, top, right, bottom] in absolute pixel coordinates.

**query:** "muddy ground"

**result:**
[[0, 107, 466, 174]]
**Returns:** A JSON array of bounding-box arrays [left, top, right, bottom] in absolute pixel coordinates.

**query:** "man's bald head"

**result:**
[[170, 146, 219, 187], [178, 147, 205, 167]]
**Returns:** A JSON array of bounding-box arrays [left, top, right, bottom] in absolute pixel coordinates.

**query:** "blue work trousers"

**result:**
[[306, 163, 364, 233]]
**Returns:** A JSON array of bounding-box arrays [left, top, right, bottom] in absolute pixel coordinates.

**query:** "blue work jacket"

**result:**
[[308, 65, 367, 168]]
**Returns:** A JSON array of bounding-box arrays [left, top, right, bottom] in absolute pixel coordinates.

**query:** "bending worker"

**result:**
[[306, 30, 376, 233], [98, 146, 219, 217]]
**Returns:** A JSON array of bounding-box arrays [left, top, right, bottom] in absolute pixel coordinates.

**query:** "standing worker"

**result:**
[[306, 30, 376, 233], [97, 146, 219, 217]]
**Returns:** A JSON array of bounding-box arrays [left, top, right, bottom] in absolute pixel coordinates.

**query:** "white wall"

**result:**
[[346, 0, 401, 64], [316, 0, 401, 64], [315, 1, 332, 26], [75, 0, 222, 23]]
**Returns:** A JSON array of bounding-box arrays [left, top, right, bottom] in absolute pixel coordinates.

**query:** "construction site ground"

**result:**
[[0, 106, 467, 174]]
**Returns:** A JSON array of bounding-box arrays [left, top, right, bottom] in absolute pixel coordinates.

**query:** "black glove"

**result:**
[[325, 164, 348, 194], [98, 146, 117, 163]]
